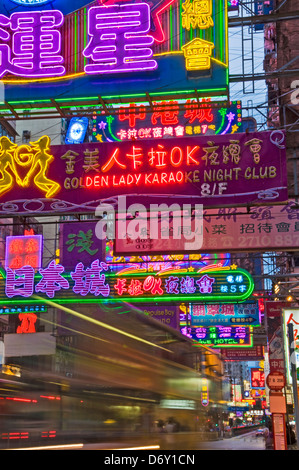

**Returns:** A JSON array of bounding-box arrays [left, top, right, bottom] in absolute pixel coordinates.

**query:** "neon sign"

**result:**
[[0, 0, 229, 110], [181, 324, 253, 348], [179, 306, 253, 347], [83, 4, 157, 75], [5, 235, 43, 270], [0, 10, 65, 78], [250, 368, 265, 389], [190, 302, 260, 327], [0, 131, 288, 214], [65, 117, 89, 145], [0, 305, 47, 315], [16, 312, 37, 334], [1, 262, 254, 305], [0, 1, 221, 79], [91, 101, 242, 143], [201, 378, 209, 406]]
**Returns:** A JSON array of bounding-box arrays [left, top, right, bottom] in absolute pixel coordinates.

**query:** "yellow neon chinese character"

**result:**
[[182, 0, 214, 30], [182, 39, 214, 71]]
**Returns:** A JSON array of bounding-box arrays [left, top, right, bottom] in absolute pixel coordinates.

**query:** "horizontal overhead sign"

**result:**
[[221, 345, 264, 361], [0, 130, 287, 215], [114, 199, 297, 255], [190, 301, 260, 327], [181, 324, 253, 348], [179, 306, 253, 347], [90, 101, 242, 143], [0, 262, 254, 305], [201, 200, 299, 252]]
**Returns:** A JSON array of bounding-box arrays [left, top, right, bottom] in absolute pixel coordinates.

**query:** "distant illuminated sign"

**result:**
[[0, 262, 254, 305], [0, 305, 47, 315], [250, 368, 265, 389], [181, 323, 253, 348], [201, 379, 209, 406], [5, 235, 43, 270], [65, 117, 89, 145], [190, 301, 260, 327]]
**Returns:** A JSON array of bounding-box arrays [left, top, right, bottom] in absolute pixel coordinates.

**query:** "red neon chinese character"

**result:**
[[128, 279, 143, 295], [101, 148, 126, 172], [16, 313, 37, 334], [221, 304, 235, 316], [9, 239, 24, 254], [9, 256, 23, 269], [192, 305, 205, 316], [126, 146, 143, 169], [24, 255, 38, 268], [114, 278, 127, 295], [148, 144, 167, 168], [119, 104, 146, 128], [206, 304, 220, 316], [184, 99, 214, 124], [25, 238, 39, 253], [152, 101, 179, 125]]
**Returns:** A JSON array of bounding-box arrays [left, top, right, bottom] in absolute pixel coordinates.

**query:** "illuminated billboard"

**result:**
[[180, 310, 253, 347], [282, 308, 299, 384], [190, 301, 260, 327], [90, 101, 242, 143], [0, 262, 254, 305], [5, 235, 43, 270], [0, 0, 229, 116], [0, 130, 288, 215]]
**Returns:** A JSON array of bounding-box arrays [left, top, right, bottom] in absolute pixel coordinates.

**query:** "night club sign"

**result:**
[[0, 263, 254, 306], [0, 130, 288, 214]]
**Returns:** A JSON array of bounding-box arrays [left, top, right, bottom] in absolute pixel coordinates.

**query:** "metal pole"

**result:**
[[287, 323, 299, 446]]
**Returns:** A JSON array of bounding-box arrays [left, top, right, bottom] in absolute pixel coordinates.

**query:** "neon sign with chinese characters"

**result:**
[[90, 101, 242, 143], [1, 0, 229, 108], [181, 324, 253, 348], [5, 235, 43, 270], [190, 301, 260, 327], [179, 306, 253, 347], [0, 262, 254, 305], [250, 368, 265, 389], [0, 131, 288, 214]]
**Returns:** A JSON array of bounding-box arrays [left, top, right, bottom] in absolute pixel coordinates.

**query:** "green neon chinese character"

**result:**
[[66, 229, 99, 255]]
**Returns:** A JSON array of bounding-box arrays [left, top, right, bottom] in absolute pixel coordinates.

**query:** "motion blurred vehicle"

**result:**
[[256, 428, 265, 437], [0, 303, 223, 448]]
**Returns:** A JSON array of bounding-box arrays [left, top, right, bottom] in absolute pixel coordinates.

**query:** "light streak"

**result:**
[[32, 295, 173, 353]]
